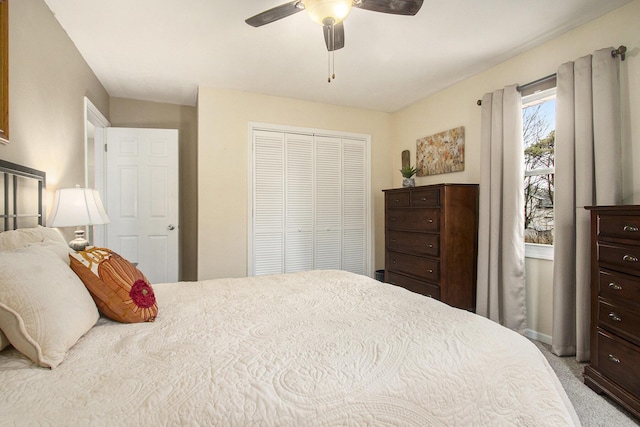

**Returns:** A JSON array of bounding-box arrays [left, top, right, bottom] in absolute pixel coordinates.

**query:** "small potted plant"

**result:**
[[400, 165, 417, 187]]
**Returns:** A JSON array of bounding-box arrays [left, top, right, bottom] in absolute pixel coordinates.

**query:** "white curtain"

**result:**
[[477, 85, 527, 333], [552, 48, 622, 361]]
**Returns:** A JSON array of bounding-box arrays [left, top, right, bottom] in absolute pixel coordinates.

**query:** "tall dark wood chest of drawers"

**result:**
[[584, 205, 640, 418], [383, 184, 478, 311]]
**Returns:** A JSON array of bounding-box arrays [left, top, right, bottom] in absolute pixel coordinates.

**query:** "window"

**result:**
[[522, 87, 556, 259]]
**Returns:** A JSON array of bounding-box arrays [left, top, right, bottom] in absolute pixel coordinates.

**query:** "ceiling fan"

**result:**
[[246, 0, 424, 81]]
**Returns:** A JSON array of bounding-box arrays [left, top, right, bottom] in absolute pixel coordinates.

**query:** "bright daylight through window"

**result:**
[[522, 87, 556, 258]]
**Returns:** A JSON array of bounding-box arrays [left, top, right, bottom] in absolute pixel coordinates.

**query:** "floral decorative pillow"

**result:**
[[69, 247, 158, 323]]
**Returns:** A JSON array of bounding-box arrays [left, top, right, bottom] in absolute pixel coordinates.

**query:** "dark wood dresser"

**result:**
[[383, 184, 478, 311], [584, 205, 640, 419]]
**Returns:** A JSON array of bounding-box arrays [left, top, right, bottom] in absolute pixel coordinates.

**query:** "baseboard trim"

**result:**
[[525, 328, 552, 345]]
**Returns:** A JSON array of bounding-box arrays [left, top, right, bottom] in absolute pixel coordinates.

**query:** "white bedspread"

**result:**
[[0, 270, 579, 426]]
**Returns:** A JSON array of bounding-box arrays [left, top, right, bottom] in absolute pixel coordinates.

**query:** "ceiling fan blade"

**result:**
[[245, 1, 303, 27], [323, 22, 345, 51], [354, 0, 424, 16]]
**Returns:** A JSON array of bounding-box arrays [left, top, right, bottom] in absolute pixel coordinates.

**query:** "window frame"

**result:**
[[522, 87, 556, 260]]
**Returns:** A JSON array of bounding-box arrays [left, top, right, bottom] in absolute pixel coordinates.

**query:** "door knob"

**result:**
[[167, 224, 176, 231]]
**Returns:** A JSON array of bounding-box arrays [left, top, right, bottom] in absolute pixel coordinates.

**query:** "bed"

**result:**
[[0, 160, 580, 426]]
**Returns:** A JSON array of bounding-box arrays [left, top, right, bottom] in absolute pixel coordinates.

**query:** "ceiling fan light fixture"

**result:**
[[304, 0, 353, 25]]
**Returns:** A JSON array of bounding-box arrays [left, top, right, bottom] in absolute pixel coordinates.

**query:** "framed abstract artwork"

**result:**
[[416, 126, 465, 176]]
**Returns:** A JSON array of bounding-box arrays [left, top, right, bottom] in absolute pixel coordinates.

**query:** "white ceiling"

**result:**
[[43, 0, 631, 113]]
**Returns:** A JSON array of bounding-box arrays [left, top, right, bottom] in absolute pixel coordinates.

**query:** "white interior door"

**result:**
[[105, 127, 179, 284]]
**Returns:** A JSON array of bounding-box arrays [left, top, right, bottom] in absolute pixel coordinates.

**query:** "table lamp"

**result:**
[[48, 185, 111, 251]]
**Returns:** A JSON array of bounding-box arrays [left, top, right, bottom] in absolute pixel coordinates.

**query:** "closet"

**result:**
[[249, 126, 370, 277]]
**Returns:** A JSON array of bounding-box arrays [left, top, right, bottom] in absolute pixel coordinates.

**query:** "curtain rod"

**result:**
[[476, 74, 555, 106], [516, 73, 556, 93], [476, 45, 627, 106]]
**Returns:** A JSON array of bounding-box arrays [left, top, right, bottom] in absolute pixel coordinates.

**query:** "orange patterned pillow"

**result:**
[[69, 247, 158, 323]]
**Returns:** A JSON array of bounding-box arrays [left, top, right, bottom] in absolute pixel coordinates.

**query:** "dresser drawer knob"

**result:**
[[427, 219, 433, 223], [428, 269, 433, 273], [394, 199, 400, 203], [608, 312, 622, 322], [608, 354, 621, 364], [622, 254, 638, 263], [428, 244, 433, 248], [608, 282, 623, 291], [391, 217, 397, 222], [421, 197, 427, 201], [623, 225, 639, 232]]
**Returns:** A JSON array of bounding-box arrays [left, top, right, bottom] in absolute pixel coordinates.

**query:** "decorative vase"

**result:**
[[402, 178, 415, 187]]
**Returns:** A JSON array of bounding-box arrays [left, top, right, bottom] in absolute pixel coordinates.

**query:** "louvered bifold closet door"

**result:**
[[314, 135, 342, 270], [285, 133, 314, 272], [251, 127, 369, 276], [253, 130, 285, 275], [342, 139, 367, 275]]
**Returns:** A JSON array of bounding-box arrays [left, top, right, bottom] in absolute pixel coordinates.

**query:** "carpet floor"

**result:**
[[534, 340, 639, 426]]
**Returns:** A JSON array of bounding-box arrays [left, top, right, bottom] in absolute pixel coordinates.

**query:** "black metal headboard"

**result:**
[[0, 159, 46, 231]]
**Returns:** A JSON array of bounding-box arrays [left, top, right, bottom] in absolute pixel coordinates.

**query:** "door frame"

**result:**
[[84, 96, 110, 247], [247, 121, 373, 277]]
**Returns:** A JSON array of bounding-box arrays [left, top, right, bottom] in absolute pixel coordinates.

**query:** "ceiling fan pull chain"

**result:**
[[332, 51, 335, 81], [331, 23, 336, 80]]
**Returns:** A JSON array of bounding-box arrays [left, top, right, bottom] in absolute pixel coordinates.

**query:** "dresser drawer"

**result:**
[[599, 269, 640, 305], [387, 251, 439, 283], [599, 215, 640, 241], [598, 243, 640, 275], [387, 271, 441, 299], [598, 300, 640, 345], [597, 330, 640, 396], [387, 230, 439, 257], [385, 191, 410, 208], [411, 188, 440, 207], [386, 209, 440, 232]]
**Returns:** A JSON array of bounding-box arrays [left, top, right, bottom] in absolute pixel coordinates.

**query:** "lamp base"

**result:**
[[68, 228, 90, 252]]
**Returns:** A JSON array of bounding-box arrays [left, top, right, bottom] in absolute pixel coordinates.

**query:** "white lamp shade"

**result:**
[[48, 187, 110, 227]]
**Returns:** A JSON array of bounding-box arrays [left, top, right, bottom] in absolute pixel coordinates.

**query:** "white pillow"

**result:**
[[0, 329, 9, 351], [27, 240, 74, 265], [0, 245, 99, 368], [0, 226, 67, 252]]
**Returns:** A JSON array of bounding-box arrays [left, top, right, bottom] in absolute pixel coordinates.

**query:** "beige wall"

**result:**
[[109, 97, 198, 281], [392, 0, 640, 339], [197, 87, 393, 280], [1, 0, 109, 216]]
